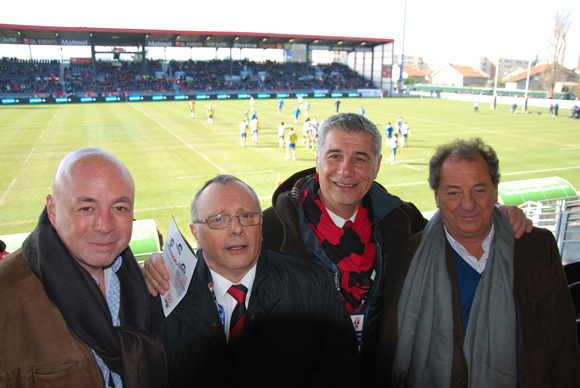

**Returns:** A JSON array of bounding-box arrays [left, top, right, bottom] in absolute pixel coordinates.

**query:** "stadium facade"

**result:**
[[0, 24, 396, 104]]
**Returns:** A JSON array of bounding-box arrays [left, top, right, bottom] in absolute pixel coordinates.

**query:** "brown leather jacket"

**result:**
[[0, 251, 105, 387]]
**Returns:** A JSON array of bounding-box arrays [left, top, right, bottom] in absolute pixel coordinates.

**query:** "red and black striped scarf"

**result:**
[[301, 174, 376, 313]]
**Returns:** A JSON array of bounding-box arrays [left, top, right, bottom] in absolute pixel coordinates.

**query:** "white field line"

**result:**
[[502, 166, 580, 176], [0, 179, 16, 205], [38, 130, 45, 140], [382, 158, 425, 164], [560, 147, 580, 151], [46, 120, 51, 127], [384, 181, 428, 188], [25, 147, 35, 162], [177, 169, 274, 179], [0, 219, 37, 226], [399, 164, 421, 171], [129, 104, 226, 173]]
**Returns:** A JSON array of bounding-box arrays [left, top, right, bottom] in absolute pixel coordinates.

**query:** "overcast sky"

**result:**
[[1, 0, 579, 69]]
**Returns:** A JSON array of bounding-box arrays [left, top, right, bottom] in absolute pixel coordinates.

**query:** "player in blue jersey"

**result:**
[[277, 98, 284, 115], [292, 106, 300, 125], [250, 110, 257, 121], [385, 122, 393, 147], [358, 106, 365, 116]]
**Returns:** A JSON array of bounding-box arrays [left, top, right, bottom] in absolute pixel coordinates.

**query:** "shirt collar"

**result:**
[[90, 255, 123, 286], [444, 223, 495, 274], [326, 207, 357, 228], [210, 263, 257, 306]]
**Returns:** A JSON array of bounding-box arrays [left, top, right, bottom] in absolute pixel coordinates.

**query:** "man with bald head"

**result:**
[[0, 148, 166, 388]]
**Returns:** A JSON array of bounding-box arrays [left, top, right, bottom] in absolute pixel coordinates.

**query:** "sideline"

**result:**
[[0, 179, 16, 205]]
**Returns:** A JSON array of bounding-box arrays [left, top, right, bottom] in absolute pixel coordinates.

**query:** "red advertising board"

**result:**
[[382, 65, 392, 78], [70, 58, 93, 65]]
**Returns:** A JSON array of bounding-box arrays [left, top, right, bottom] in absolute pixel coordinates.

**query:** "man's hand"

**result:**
[[143, 252, 171, 297], [497, 204, 533, 239]]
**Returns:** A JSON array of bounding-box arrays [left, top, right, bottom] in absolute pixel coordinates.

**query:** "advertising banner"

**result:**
[[258, 43, 281, 49], [70, 58, 93, 65], [59, 38, 90, 46], [498, 177, 577, 206], [205, 41, 228, 48], [309, 44, 331, 51], [332, 46, 353, 52], [146, 40, 174, 47], [382, 65, 392, 78], [175, 41, 203, 47], [233, 43, 258, 49], [354, 46, 373, 52], [24, 38, 59, 45], [0, 36, 21, 44]]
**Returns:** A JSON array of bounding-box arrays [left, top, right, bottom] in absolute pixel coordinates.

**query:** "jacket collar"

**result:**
[[173, 244, 281, 333]]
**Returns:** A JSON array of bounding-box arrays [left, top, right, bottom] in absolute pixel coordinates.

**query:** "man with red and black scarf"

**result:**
[[261, 114, 531, 386], [144, 113, 532, 386]]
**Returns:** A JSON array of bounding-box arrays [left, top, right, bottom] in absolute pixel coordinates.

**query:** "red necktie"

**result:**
[[227, 284, 248, 347]]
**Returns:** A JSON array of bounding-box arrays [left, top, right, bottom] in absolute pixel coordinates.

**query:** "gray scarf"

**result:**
[[393, 208, 517, 388]]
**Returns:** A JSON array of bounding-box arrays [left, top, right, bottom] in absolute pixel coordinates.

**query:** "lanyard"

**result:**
[[208, 282, 226, 330]]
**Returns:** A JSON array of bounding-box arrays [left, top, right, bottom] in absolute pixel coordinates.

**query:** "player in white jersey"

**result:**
[[278, 122, 287, 148]]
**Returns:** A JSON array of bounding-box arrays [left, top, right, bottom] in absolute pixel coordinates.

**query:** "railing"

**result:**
[[519, 196, 580, 264]]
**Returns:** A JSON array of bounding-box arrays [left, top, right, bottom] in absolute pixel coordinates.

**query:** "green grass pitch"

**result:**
[[1, 97, 579, 248]]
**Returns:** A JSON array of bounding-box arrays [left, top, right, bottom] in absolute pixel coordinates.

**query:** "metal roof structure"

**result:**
[[0, 24, 393, 51]]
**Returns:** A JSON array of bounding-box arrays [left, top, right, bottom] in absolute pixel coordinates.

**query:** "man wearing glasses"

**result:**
[[150, 175, 359, 387]]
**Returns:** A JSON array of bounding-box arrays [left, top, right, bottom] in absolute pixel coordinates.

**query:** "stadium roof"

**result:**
[[0, 24, 393, 51]]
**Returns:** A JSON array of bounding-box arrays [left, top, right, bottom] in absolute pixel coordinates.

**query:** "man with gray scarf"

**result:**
[[392, 138, 580, 388]]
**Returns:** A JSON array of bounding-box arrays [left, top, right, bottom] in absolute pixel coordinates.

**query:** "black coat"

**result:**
[[262, 167, 428, 386], [151, 245, 360, 387]]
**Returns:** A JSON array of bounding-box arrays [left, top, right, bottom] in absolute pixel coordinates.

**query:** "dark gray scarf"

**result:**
[[393, 208, 517, 388]]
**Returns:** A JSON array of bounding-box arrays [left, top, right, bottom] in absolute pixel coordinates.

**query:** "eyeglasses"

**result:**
[[193, 212, 262, 229]]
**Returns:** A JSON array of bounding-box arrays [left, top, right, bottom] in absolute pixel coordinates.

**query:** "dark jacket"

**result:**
[[151, 245, 360, 388], [391, 227, 580, 388], [262, 167, 428, 385]]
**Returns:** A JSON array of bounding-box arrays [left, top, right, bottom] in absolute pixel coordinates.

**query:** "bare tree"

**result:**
[[542, 9, 571, 97]]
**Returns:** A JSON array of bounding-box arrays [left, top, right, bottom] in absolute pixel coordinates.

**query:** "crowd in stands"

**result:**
[[0, 57, 370, 96], [0, 57, 61, 94]]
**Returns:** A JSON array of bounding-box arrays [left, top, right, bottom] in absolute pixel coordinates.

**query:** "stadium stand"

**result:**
[[1, 57, 370, 96], [0, 57, 61, 94], [519, 195, 580, 265]]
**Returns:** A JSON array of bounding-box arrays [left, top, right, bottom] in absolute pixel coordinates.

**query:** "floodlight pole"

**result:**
[[398, 0, 407, 95], [523, 58, 531, 113], [491, 55, 499, 109]]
